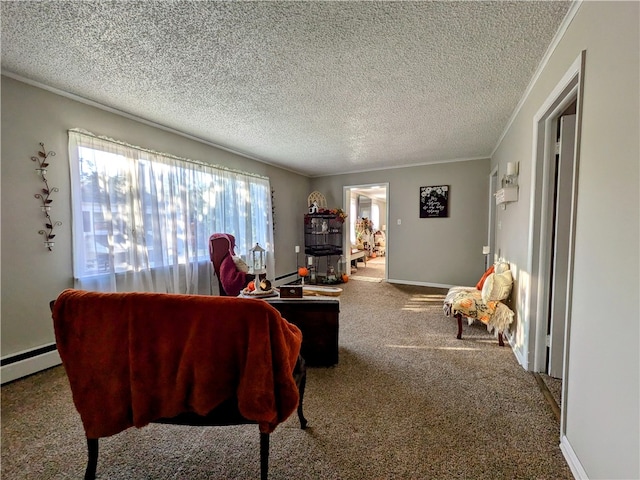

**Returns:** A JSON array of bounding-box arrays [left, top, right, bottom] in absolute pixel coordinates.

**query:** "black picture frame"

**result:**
[[419, 185, 449, 218]]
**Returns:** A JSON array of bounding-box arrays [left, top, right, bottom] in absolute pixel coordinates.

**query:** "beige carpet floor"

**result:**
[[349, 255, 385, 282], [540, 374, 562, 409], [1, 277, 572, 479]]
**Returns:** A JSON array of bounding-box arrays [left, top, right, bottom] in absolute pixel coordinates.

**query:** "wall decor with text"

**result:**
[[419, 185, 449, 218]]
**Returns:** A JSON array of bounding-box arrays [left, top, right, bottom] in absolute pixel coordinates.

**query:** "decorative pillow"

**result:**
[[481, 270, 513, 302], [494, 262, 510, 274], [476, 265, 495, 290], [232, 256, 249, 273]]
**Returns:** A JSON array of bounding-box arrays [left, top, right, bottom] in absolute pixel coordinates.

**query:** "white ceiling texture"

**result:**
[[1, 1, 572, 177]]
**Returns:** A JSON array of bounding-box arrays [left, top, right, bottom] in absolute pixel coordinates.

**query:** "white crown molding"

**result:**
[[1, 70, 311, 178]]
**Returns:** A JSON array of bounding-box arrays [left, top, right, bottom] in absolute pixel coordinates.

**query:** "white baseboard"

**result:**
[[560, 435, 588, 479], [277, 275, 452, 290], [274, 274, 298, 287], [505, 332, 528, 369], [1, 347, 62, 385], [386, 278, 453, 289]]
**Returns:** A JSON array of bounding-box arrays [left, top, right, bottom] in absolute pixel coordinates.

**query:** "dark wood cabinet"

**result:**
[[266, 298, 339, 367]]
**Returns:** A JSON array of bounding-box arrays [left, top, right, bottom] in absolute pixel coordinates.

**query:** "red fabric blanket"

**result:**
[[52, 289, 302, 438]]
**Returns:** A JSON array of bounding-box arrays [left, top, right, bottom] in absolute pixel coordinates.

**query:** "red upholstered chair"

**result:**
[[209, 233, 254, 296], [51, 291, 307, 480]]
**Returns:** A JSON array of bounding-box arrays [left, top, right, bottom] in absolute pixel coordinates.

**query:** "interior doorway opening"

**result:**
[[343, 184, 389, 281], [528, 51, 584, 439]]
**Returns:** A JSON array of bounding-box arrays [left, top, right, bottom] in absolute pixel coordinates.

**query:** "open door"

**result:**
[[546, 113, 576, 379]]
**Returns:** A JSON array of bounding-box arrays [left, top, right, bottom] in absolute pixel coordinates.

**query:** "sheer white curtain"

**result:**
[[68, 129, 274, 293]]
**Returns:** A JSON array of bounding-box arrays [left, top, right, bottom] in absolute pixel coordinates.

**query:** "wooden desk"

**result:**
[[266, 297, 339, 367]]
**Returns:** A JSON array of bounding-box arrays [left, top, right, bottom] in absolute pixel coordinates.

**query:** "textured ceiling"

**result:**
[[1, 1, 572, 177]]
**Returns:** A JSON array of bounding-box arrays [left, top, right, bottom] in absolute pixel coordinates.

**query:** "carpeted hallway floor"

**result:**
[[1, 276, 572, 479], [349, 254, 385, 282]]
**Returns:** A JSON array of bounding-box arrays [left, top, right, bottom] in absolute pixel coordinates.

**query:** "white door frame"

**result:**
[[526, 51, 585, 438], [487, 165, 499, 269]]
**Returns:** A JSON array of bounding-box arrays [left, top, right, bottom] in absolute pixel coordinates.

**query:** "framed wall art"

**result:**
[[419, 185, 449, 218]]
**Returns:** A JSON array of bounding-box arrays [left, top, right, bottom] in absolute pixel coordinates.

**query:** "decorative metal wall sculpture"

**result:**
[[32, 142, 61, 251]]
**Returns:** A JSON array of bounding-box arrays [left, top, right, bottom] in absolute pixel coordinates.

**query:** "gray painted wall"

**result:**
[[1, 76, 311, 357], [311, 159, 491, 287], [492, 2, 639, 478]]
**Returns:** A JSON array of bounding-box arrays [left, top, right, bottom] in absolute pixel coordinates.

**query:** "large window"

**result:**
[[68, 129, 274, 293]]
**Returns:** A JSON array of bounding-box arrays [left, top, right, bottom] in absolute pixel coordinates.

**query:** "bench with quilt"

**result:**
[[443, 262, 515, 346]]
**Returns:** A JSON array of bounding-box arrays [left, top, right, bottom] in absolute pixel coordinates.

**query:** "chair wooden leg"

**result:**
[[455, 314, 463, 339], [297, 373, 308, 429], [498, 332, 505, 347], [259, 432, 269, 480], [294, 355, 308, 429], [84, 438, 98, 480]]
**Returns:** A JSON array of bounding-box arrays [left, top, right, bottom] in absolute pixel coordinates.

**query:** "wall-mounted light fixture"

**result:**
[[502, 162, 519, 187], [495, 162, 519, 208]]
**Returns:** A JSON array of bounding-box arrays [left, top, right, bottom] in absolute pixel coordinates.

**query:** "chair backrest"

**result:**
[[51, 288, 304, 438], [209, 233, 235, 295], [51, 289, 307, 479]]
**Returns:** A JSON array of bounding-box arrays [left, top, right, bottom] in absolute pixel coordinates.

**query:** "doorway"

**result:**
[[528, 51, 584, 438], [343, 184, 389, 281]]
